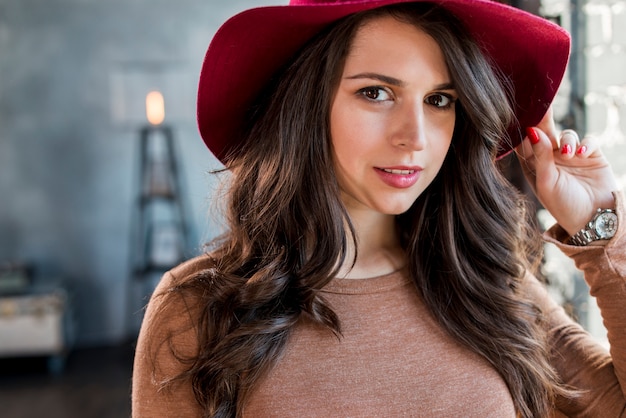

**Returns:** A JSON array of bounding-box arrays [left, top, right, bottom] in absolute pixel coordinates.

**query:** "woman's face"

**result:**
[[330, 15, 456, 217]]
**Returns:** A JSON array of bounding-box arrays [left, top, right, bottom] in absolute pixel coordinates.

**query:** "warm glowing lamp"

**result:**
[[146, 91, 165, 125]]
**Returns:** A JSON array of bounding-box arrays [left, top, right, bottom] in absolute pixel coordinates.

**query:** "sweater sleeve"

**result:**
[[131, 269, 203, 418], [535, 190, 626, 417]]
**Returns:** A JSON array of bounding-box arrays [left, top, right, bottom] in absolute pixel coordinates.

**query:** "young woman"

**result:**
[[132, 1, 625, 417]]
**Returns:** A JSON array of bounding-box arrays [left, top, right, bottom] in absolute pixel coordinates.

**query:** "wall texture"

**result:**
[[0, 0, 282, 346], [585, 0, 626, 185]]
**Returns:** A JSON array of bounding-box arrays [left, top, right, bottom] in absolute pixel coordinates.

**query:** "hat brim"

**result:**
[[197, 0, 570, 162]]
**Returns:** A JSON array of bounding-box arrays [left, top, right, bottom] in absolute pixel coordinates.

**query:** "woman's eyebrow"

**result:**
[[432, 82, 455, 91], [345, 72, 455, 91], [345, 72, 405, 86]]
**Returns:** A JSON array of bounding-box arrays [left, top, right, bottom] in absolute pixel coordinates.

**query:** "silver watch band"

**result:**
[[567, 208, 618, 246], [568, 229, 596, 246]]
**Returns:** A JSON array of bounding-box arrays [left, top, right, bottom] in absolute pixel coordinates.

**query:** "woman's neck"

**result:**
[[336, 209, 406, 279]]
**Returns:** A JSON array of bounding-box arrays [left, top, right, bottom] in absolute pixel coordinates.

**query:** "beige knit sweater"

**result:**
[[132, 192, 626, 417]]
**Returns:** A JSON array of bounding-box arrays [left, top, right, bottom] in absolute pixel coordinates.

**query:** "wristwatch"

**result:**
[[568, 208, 618, 246]]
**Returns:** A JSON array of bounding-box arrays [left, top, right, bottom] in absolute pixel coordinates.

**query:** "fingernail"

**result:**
[[576, 145, 587, 155], [526, 127, 540, 144], [561, 144, 572, 155]]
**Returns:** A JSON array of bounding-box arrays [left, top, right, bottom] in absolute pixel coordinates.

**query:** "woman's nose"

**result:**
[[389, 101, 427, 151]]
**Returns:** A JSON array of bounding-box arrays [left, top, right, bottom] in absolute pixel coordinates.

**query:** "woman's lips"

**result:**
[[375, 166, 422, 188]]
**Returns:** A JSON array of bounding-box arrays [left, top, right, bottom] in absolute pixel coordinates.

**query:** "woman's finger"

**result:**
[[558, 129, 579, 159], [574, 134, 598, 158], [535, 107, 559, 149]]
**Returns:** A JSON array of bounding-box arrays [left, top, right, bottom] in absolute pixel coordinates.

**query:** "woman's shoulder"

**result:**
[[145, 254, 219, 331], [166, 252, 219, 284], [148, 252, 224, 296], [134, 256, 218, 395]]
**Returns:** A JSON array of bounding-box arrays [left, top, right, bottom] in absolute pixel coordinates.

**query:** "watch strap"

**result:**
[[568, 228, 597, 246], [568, 208, 617, 246]]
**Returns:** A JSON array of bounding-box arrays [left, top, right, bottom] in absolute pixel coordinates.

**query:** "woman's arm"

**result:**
[[525, 190, 626, 416], [515, 106, 625, 415]]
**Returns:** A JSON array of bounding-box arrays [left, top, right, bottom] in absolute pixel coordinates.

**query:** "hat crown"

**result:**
[[290, 0, 361, 5]]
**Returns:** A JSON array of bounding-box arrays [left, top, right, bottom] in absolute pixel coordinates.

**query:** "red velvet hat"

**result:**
[[197, 0, 570, 162]]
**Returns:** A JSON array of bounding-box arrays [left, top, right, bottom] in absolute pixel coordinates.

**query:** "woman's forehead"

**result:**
[[343, 15, 450, 84]]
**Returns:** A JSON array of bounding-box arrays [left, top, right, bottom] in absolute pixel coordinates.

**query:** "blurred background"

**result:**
[[0, 0, 624, 416]]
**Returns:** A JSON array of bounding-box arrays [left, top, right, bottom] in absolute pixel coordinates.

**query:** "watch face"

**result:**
[[595, 212, 618, 239]]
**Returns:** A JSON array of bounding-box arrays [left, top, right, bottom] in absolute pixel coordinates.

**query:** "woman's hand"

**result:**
[[515, 107, 619, 236]]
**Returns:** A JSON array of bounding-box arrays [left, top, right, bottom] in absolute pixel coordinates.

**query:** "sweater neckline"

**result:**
[[322, 266, 411, 295]]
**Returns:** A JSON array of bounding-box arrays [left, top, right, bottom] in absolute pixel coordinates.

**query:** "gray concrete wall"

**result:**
[[0, 0, 282, 346], [585, 0, 626, 186]]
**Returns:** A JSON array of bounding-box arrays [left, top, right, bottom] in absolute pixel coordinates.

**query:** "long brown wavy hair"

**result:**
[[152, 3, 573, 417]]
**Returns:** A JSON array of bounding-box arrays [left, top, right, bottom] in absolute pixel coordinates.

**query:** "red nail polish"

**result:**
[[526, 127, 540, 144], [577, 145, 587, 155], [561, 144, 572, 155]]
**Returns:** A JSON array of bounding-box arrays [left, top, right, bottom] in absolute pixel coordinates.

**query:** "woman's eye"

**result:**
[[426, 93, 455, 109], [358, 87, 392, 102]]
